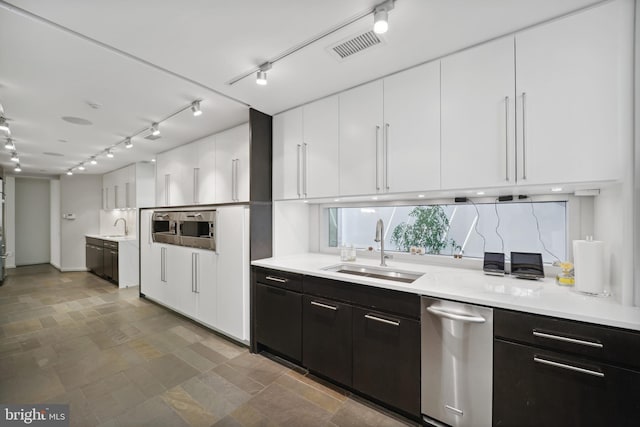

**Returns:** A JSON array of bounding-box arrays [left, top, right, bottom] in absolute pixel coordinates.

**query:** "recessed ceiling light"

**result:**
[[372, 196, 378, 200], [58, 139, 68, 143], [418, 194, 425, 198], [551, 187, 563, 192], [90, 157, 97, 165], [334, 199, 340, 202], [303, 200, 309, 203], [151, 158, 156, 162], [191, 101, 202, 117], [124, 137, 133, 149], [150, 123, 160, 136], [477, 191, 485, 196]]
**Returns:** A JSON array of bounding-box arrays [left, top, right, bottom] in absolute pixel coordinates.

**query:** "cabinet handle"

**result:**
[[302, 143, 308, 197], [533, 356, 604, 378], [445, 405, 463, 416], [427, 306, 486, 323], [521, 92, 527, 180], [235, 159, 240, 201], [384, 123, 390, 190], [532, 330, 603, 349], [164, 174, 170, 206], [504, 96, 510, 182], [161, 247, 167, 283], [193, 168, 199, 204], [265, 275, 287, 283], [365, 314, 399, 326], [296, 144, 302, 198], [191, 252, 199, 293], [375, 125, 381, 191], [310, 301, 337, 311]]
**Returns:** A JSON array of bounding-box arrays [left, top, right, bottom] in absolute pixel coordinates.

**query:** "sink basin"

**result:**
[[101, 235, 125, 238], [323, 264, 424, 283]]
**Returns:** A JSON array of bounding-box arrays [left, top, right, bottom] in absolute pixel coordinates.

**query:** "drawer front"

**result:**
[[495, 309, 640, 369], [255, 283, 302, 362], [253, 267, 302, 292], [303, 275, 352, 303], [103, 241, 119, 250], [86, 237, 103, 247], [493, 339, 640, 427], [350, 284, 420, 319]]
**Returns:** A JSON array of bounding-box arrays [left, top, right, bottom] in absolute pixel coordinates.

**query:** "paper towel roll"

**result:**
[[573, 239, 605, 294]]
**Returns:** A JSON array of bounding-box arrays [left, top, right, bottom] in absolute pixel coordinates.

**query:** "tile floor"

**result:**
[[0, 265, 416, 427]]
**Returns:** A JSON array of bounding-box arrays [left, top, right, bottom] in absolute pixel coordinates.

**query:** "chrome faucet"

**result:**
[[114, 218, 128, 236], [374, 218, 392, 267]]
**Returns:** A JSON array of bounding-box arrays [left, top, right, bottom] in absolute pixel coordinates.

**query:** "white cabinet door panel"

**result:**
[[441, 37, 516, 190], [216, 124, 250, 203], [195, 249, 217, 329], [273, 108, 303, 200], [196, 135, 216, 204], [304, 96, 339, 198]]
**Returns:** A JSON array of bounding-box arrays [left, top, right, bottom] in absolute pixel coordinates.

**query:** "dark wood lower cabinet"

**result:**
[[254, 282, 302, 362], [352, 307, 420, 417], [302, 295, 352, 387], [493, 338, 640, 427]]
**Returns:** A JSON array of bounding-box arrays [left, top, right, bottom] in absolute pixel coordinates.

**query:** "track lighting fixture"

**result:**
[[78, 164, 85, 171], [66, 169, 73, 176], [191, 100, 202, 117], [14, 163, 21, 172], [0, 117, 9, 134], [373, 0, 394, 34], [10, 152, 19, 162], [124, 137, 133, 149], [4, 138, 14, 150], [256, 63, 272, 85], [106, 150, 114, 158], [90, 157, 97, 165], [151, 123, 160, 136]]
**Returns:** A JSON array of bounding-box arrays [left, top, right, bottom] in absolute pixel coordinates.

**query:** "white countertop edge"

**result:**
[[251, 254, 640, 332], [85, 234, 138, 242]]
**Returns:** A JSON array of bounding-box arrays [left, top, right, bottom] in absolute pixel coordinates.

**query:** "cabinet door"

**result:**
[[155, 153, 170, 207], [303, 96, 339, 198], [166, 246, 196, 317], [273, 108, 303, 200], [103, 244, 113, 280], [352, 307, 420, 417], [441, 36, 516, 190], [195, 135, 216, 204], [255, 283, 302, 362], [216, 124, 250, 203], [339, 81, 383, 196], [302, 295, 352, 387], [215, 206, 249, 340], [384, 61, 440, 192], [111, 250, 119, 284], [515, 0, 632, 185], [171, 144, 198, 206], [493, 339, 640, 427], [194, 249, 217, 328]]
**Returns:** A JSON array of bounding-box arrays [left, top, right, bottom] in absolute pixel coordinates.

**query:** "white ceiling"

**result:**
[[0, 0, 603, 176]]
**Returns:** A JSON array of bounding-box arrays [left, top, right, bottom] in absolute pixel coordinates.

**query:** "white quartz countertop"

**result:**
[[85, 234, 137, 243], [252, 253, 640, 332]]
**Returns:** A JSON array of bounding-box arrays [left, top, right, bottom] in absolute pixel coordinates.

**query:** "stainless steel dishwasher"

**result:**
[[421, 297, 493, 427]]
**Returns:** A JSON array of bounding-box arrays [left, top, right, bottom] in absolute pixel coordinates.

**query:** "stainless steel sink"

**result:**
[[322, 264, 424, 283]]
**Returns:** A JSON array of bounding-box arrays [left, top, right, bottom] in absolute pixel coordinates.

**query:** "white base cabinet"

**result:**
[[140, 206, 250, 342]]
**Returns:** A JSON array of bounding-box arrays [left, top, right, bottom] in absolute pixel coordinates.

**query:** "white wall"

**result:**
[[50, 179, 61, 269], [4, 176, 15, 269], [634, 0, 640, 307], [273, 201, 311, 256], [60, 174, 101, 271], [15, 178, 51, 266]]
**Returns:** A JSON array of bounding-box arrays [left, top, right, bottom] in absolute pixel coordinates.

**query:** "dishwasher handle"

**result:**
[[427, 306, 487, 323]]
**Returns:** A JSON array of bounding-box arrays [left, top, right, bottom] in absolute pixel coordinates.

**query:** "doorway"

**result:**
[[15, 178, 50, 266]]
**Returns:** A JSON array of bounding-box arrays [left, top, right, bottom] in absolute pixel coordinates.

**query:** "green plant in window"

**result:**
[[391, 206, 459, 254]]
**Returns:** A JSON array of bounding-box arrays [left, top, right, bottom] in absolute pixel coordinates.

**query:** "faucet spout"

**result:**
[[374, 219, 390, 267], [114, 218, 128, 236]]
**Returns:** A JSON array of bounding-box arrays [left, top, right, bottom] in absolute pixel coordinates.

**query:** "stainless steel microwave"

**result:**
[[177, 211, 216, 251], [151, 212, 178, 245]]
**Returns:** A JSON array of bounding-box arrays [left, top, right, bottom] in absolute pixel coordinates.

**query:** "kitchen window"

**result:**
[[328, 201, 567, 264]]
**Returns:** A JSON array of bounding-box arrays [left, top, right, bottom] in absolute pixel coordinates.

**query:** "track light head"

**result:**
[[124, 137, 133, 149], [151, 123, 160, 136], [14, 163, 21, 172], [90, 157, 97, 165], [373, 0, 394, 34], [66, 169, 73, 176], [4, 138, 14, 150], [78, 164, 86, 171], [191, 101, 202, 117], [10, 152, 19, 162], [0, 117, 9, 134], [256, 62, 272, 85], [106, 150, 114, 158]]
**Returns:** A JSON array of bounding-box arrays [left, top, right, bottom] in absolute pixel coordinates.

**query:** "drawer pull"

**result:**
[[365, 314, 400, 326], [533, 330, 603, 349], [265, 275, 287, 283], [310, 301, 337, 311], [427, 306, 486, 323], [533, 356, 604, 378], [445, 405, 463, 416]]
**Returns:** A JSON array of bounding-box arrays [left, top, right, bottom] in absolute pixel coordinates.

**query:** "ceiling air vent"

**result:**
[[327, 30, 385, 61]]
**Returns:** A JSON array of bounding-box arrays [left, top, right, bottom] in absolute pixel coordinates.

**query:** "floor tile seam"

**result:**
[[279, 373, 348, 410], [161, 385, 219, 426]]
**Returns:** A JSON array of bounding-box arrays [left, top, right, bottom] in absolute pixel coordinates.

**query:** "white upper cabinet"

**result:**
[[103, 164, 136, 210], [273, 107, 303, 200], [514, 0, 632, 185], [339, 80, 384, 196], [441, 36, 516, 190], [303, 96, 340, 199], [194, 135, 216, 205], [383, 61, 441, 193], [215, 123, 250, 203]]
